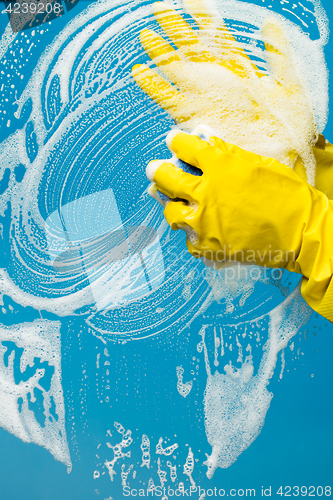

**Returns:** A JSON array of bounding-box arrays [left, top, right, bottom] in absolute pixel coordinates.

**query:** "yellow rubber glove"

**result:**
[[147, 129, 333, 322], [132, 0, 318, 183]]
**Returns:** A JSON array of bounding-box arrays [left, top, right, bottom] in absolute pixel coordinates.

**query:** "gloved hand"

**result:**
[[133, 0, 317, 183], [147, 128, 333, 321]]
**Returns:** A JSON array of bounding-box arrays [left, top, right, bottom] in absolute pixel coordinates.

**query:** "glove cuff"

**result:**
[[297, 193, 333, 320], [316, 265, 333, 321]]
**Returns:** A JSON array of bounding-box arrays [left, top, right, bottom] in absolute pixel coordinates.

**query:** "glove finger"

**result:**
[[153, 1, 261, 77], [147, 160, 201, 201], [183, 0, 236, 45], [183, 0, 215, 31], [140, 25, 219, 69], [166, 130, 211, 170], [153, 1, 199, 49], [183, 0, 265, 78], [138, 29, 216, 88], [163, 200, 195, 231], [209, 135, 243, 156], [262, 18, 301, 89], [209, 135, 261, 162], [152, 2, 220, 66], [131, 64, 191, 122], [209, 135, 284, 168], [139, 29, 181, 67], [140, 29, 220, 97]]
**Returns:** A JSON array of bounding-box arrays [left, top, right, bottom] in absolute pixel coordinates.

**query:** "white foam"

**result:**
[[105, 422, 133, 481], [0, 320, 71, 471], [121, 463, 134, 487], [140, 434, 151, 468], [0, 0, 166, 322], [202, 283, 312, 478], [157, 457, 168, 488], [167, 461, 177, 482], [156, 436, 179, 455], [176, 365, 193, 397], [150, 0, 328, 184], [183, 447, 195, 488]]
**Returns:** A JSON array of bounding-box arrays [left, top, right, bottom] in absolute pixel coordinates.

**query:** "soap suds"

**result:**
[[202, 283, 312, 478], [0, 320, 71, 471]]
